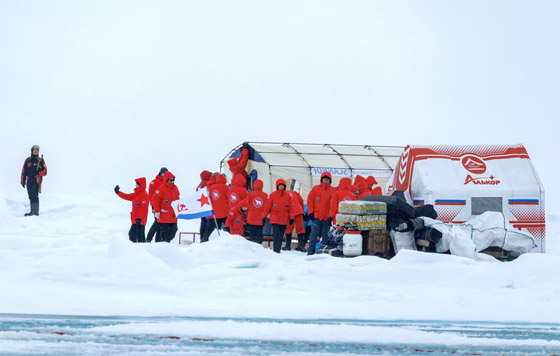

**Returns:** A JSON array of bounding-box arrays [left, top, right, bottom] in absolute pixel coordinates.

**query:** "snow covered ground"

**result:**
[[1, 191, 558, 324]]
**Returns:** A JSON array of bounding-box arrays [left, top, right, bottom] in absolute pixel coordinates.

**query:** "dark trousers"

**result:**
[[271, 224, 286, 253], [248, 224, 264, 244], [26, 178, 39, 204], [160, 222, 178, 243], [199, 217, 208, 237], [202, 217, 226, 242], [147, 219, 161, 242], [128, 224, 146, 243], [307, 218, 332, 255]]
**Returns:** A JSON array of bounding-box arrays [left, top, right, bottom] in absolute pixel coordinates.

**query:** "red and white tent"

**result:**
[[386, 144, 546, 252]]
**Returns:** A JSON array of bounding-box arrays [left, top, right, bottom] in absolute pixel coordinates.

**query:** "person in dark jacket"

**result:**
[[152, 171, 180, 242], [146, 167, 167, 243], [21, 145, 47, 216], [262, 179, 293, 253], [115, 177, 149, 243]]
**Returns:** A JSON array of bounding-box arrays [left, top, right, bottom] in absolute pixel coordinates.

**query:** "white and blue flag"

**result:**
[[175, 187, 214, 220]]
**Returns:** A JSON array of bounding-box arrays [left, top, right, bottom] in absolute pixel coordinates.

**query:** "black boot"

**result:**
[[297, 234, 307, 252], [32, 202, 39, 216], [281, 234, 292, 250], [24, 205, 32, 217]]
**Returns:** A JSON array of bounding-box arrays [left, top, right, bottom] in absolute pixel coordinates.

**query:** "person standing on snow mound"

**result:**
[[146, 167, 168, 243], [152, 171, 180, 243], [114, 178, 149, 243], [21, 145, 47, 216]]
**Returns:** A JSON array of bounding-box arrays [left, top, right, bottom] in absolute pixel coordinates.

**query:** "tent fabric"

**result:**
[[385, 144, 546, 252], [220, 143, 404, 200]]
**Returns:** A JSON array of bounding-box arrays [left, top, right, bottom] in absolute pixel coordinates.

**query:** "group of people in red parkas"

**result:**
[[196, 143, 383, 255], [115, 167, 180, 243], [114, 143, 383, 253]]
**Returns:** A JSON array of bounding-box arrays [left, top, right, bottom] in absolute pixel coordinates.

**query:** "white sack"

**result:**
[[419, 212, 536, 261], [390, 230, 416, 254]]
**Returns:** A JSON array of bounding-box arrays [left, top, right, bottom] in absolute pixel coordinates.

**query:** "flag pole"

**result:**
[[213, 215, 220, 236]]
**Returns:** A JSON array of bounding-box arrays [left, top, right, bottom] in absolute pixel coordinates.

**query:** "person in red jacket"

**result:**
[[262, 179, 293, 253], [227, 142, 250, 187], [283, 189, 305, 251], [228, 174, 248, 208], [246, 179, 268, 244], [146, 167, 167, 243], [356, 180, 372, 200], [197, 170, 213, 191], [225, 198, 249, 236], [202, 173, 230, 242], [366, 176, 383, 195], [329, 177, 355, 224], [21, 145, 47, 216], [152, 171, 180, 243], [196, 170, 213, 239], [115, 177, 149, 243], [306, 172, 334, 255]]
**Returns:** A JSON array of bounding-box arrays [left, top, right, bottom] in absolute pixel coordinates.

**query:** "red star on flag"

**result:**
[[197, 194, 210, 207]]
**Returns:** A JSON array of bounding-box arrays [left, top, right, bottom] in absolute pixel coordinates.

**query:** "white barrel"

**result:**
[[343, 232, 362, 257]]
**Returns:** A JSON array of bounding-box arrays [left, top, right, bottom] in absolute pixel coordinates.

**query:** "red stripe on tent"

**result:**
[[413, 153, 529, 162]]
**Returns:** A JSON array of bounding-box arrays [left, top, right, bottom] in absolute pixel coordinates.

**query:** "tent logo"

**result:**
[[464, 175, 501, 185], [461, 155, 486, 174], [212, 191, 220, 200]]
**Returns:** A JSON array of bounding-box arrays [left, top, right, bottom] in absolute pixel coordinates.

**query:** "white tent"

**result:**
[[220, 142, 404, 200], [386, 144, 546, 252]]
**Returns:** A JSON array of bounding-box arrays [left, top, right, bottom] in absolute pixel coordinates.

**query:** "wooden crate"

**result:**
[[480, 246, 509, 260], [366, 230, 391, 257]]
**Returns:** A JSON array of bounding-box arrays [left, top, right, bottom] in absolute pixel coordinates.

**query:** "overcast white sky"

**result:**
[[0, 0, 558, 212]]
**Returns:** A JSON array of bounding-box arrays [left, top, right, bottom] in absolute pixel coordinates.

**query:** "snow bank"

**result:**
[[0, 193, 559, 323]]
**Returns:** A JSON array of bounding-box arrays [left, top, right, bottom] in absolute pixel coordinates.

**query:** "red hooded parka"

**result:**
[[228, 174, 248, 208], [307, 172, 334, 221], [262, 179, 293, 225], [225, 198, 249, 236], [209, 174, 230, 219], [329, 177, 355, 220], [227, 148, 249, 185], [152, 171, 180, 223], [356, 181, 372, 200], [287, 190, 304, 219], [246, 179, 268, 226], [197, 170, 213, 191], [118, 177, 150, 225]]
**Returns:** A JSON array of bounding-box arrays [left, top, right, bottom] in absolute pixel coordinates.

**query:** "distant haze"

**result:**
[[1, 0, 558, 214]]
